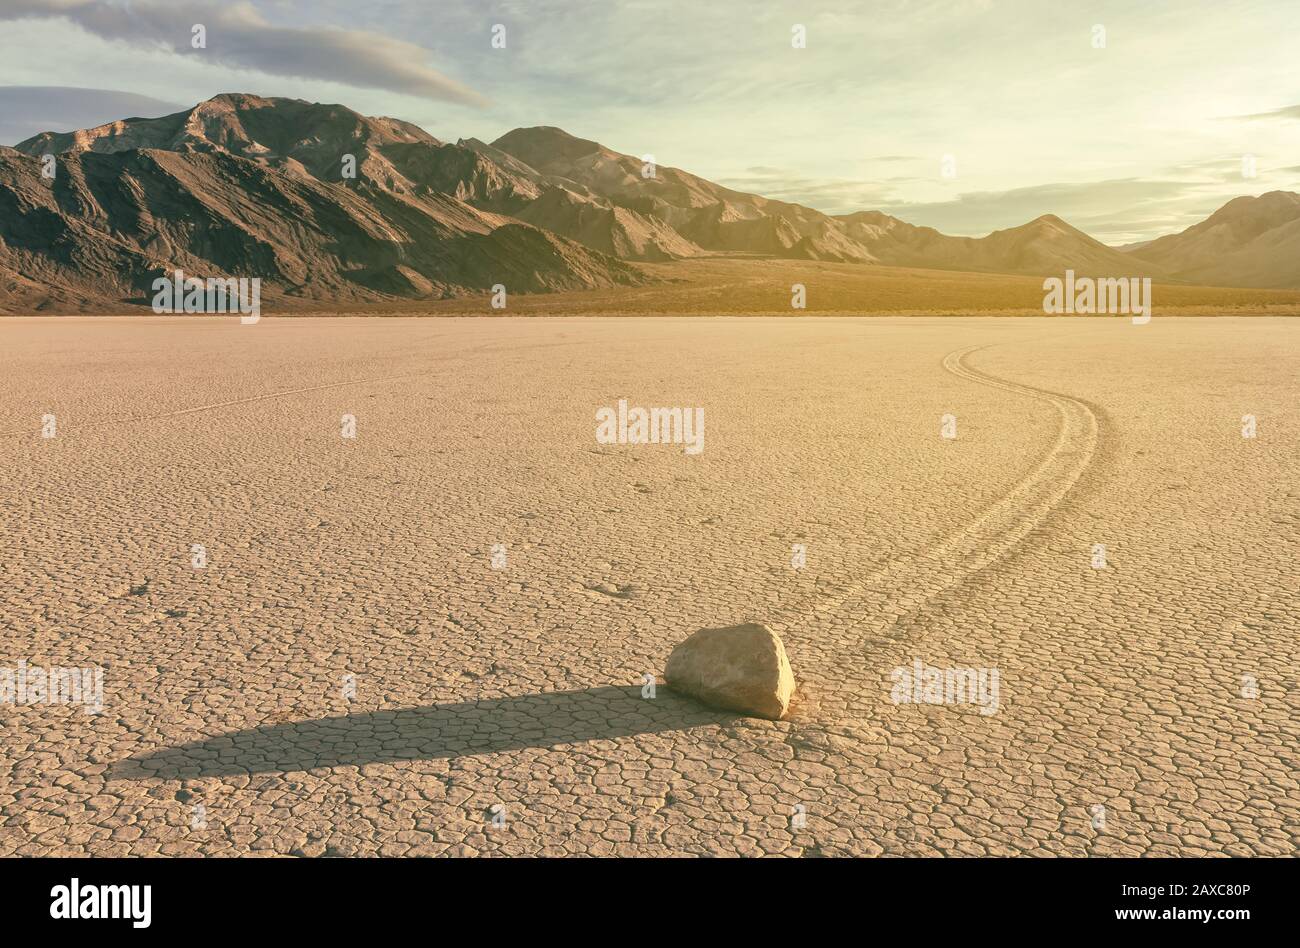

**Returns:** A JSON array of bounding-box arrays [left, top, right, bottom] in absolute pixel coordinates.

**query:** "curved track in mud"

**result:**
[[781, 343, 1101, 727], [863, 343, 1100, 638], [799, 344, 1099, 628]]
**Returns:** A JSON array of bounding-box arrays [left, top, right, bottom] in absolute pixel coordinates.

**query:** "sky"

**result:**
[[2, 0, 1298, 244]]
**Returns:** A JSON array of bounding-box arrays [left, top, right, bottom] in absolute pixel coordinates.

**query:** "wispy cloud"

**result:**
[[0, 86, 182, 144], [0, 0, 488, 106], [716, 168, 897, 214], [1230, 104, 1300, 122], [874, 178, 1220, 244]]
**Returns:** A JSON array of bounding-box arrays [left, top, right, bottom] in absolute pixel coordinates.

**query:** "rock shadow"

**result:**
[[112, 685, 733, 779]]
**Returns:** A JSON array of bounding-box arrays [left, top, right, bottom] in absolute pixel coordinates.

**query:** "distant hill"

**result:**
[[1122, 191, 1300, 288]]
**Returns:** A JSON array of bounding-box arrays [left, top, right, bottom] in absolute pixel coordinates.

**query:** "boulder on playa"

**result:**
[[664, 623, 795, 720]]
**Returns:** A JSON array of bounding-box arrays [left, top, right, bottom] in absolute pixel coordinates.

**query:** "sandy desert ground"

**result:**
[[0, 315, 1296, 856]]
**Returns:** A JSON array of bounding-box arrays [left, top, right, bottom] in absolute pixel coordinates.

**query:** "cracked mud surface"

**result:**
[[1, 316, 1296, 856]]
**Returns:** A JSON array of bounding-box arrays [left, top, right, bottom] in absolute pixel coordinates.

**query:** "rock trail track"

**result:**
[[775, 341, 1104, 731]]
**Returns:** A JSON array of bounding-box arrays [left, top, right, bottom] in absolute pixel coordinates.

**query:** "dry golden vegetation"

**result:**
[[293, 257, 1300, 318]]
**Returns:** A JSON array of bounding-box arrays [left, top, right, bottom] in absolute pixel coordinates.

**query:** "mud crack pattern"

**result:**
[[0, 316, 1295, 856]]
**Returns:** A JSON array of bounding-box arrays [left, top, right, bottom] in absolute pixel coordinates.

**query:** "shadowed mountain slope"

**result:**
[[1123, 191, 1300, 288], [2, 96, 645, 311]]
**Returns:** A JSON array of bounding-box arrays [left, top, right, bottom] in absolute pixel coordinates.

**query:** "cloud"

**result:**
[[0, 0, 488, 107], [882, 179, 1182, 225], [713, 169, 1222, 242], [873, 178, 1235, 244], [709, 168, 1248, 243], [715, 167, 896, 214], [1230, 104, 1300, 122], [0, 86, 183, 144]]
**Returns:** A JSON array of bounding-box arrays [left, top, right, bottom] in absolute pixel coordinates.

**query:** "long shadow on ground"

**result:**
[[112, 686, 734, 779]]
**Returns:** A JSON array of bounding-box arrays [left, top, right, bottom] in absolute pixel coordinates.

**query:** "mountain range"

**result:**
[[2, 93, 1298, 312]]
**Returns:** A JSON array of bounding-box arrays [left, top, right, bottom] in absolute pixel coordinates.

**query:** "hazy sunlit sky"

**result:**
[[3, 0, 1298, 243]]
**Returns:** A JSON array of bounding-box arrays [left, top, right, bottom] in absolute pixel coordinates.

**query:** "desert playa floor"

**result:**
[[0, 316, 1296, 857]]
